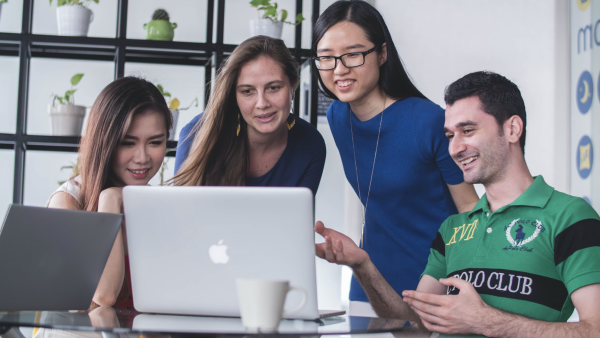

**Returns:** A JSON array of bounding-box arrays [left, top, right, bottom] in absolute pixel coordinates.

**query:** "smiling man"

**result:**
[[315, 71, 600, 337]]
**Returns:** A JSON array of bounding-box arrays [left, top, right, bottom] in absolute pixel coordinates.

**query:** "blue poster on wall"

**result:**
[[577, 71, 593, 114], [577, 135, 594, 179]]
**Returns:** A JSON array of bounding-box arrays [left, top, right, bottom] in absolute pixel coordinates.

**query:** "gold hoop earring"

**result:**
[[236, 113, 241, 136], [285, 110, 296, 131]]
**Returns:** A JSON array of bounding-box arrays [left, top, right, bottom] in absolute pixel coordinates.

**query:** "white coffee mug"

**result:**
[[236, 279, 307, 332]]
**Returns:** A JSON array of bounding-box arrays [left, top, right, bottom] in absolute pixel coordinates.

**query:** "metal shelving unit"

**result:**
[[0, 0, 321, 205]]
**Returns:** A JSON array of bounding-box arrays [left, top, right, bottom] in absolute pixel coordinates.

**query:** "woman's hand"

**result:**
[[93, 187, 126, 306], [88, 305, 119, 328], [98, 187, 124, 214]]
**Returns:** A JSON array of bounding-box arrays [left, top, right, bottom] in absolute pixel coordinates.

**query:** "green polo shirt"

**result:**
[[423, 176, 600, 322]]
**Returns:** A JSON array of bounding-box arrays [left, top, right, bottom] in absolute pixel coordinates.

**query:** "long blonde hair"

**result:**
[[172, 36, 299, 186]]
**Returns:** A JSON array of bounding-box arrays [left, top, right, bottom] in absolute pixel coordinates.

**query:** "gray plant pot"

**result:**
[[169, 109, 179, 141], [49, 104, 87, 136], [249, 19, 283, 39], [56, 6, 93, 37]]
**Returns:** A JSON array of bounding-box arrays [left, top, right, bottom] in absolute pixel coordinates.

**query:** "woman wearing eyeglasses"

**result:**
[[312, 1, 479, 316]]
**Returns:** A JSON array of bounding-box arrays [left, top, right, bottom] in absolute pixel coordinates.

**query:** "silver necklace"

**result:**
[[350, 101, 385, 248]]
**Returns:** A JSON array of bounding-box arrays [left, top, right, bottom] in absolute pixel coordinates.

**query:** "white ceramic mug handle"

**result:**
[[282, 286, 307, 317]]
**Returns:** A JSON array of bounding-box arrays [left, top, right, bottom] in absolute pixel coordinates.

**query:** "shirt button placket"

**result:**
[[475, 211, 491, 260]]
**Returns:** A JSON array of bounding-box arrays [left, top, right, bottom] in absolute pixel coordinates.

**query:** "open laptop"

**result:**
[[123, 186, 344, 320], [0, 204, 122, 311]]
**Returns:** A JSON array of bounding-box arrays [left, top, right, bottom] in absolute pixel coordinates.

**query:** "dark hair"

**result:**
[[444, 71, 527, 153], [312, 0, 427, 101], [78, 76, 172, 212], [172, 35, 299, 187]]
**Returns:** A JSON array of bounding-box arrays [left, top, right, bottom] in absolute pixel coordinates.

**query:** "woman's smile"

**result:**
[[127, 168, 150, 179], [255, 111, 278, 123]]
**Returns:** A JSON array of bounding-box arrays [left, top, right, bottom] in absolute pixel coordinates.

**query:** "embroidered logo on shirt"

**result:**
[[502, 219, 545, 252], [446, 219, 479, 246]]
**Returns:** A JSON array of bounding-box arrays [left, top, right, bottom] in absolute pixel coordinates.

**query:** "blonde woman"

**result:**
[[173, 36, 326, 195]]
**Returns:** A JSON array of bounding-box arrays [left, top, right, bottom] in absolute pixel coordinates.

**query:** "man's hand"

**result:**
[[314, 221, 369, 269], [402, 277, 492, 335]]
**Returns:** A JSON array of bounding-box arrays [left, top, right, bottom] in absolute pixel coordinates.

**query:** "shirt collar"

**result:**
[[468, 176, 554, 216]]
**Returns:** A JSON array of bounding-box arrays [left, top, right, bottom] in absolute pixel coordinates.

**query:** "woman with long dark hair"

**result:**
[[47, 77, 172, 307], [173, 36, 326, 195], [312, 1, 479, 315]]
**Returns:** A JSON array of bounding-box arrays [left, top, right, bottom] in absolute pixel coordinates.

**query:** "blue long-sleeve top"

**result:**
[[174, 113, 327, 196]]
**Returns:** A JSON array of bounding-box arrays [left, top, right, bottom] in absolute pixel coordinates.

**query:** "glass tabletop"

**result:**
[[0, 307, 417, 336]]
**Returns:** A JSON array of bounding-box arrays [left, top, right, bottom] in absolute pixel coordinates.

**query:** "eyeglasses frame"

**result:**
[[313, 46, 380, 71]]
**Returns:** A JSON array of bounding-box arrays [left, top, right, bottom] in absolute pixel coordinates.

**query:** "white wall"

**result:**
[[0, 150, 15, 219], [0, 0, 24, 33], [376, 0, 570, 193], [0, 56, 19, 134]]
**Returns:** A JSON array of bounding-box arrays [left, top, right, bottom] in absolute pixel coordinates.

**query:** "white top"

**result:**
[[46, 176, 81, 207]]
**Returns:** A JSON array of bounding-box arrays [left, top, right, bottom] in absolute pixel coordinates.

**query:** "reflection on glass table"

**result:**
[[0, 307, 421, 336]]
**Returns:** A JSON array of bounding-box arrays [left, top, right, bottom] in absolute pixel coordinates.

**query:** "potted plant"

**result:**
[[58, 159, 80, 186], [49, 73, 87, 136], [144, 9, 177, 41], [49, 0, 98, 37], [249, 0, 304, 39], [0, 0, 7, 25], [156, 84, 198, 140]]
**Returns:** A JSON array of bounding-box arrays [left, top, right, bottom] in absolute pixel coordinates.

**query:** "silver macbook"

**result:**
[[0, 204, 122, 311], [123, 186, 343, 320]]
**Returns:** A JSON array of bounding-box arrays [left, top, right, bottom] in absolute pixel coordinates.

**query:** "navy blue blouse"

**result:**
[[174, 113, 327, 195]]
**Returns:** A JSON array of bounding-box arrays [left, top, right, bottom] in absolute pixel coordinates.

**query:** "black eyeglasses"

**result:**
[[313, 46, 379, 70]]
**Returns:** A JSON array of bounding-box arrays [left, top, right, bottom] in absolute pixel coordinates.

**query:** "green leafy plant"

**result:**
[[52, 73, 84, 107], [58, 159, 80, 186], [249, 0, 304, 25], [156, 84, 198, 111], [0, 0, 8, 4], [49, 0, 98, 7], [159, 150, 176, 185]]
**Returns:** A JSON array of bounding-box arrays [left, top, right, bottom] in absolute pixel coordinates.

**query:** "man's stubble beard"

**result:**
[[464, 136, 509, 186]]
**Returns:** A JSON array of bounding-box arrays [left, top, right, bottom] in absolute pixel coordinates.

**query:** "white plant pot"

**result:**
[[169, 109, 179, 141], [49, 104, 87, 136], [56, 6, 93, 37], [249, 19, 283, 39]]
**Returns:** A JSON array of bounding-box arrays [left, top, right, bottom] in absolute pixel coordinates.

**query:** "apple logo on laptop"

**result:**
[[209, 240, 229, 264]]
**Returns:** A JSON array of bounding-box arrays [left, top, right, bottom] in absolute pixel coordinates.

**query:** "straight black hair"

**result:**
[[444, 71, 527, 154], [312, 0, 428, 101]]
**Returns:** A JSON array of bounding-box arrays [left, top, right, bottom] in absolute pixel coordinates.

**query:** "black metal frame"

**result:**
[[0, 0, 321, 205]]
